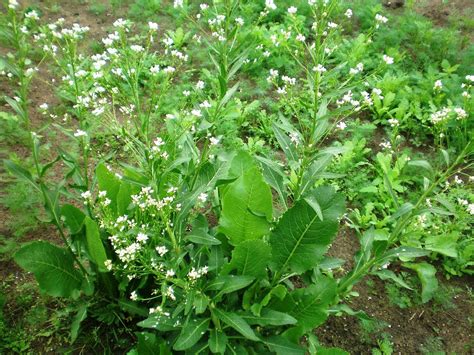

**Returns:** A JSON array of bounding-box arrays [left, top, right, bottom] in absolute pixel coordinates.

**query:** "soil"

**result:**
[[1, 0, 473, 354], [316, 227, 474, 353]]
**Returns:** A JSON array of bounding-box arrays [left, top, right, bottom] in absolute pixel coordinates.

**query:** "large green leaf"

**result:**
[[14, 241, 83, 298], [219, 165, 273, 245], [61, 204, 86, 234], [209, 329, 227, 354], [242, 309, 297, 326], [265, 336, 305, 355], [270, 187, 344, 274], [84, 217, 108, 272], [213, 309, 259, 341], [289, 276, 337, 331], [229, 239, 271, 278], [173, 318, 210, 351], [96, 163, 121, 214], [405, 262, 438, 303]]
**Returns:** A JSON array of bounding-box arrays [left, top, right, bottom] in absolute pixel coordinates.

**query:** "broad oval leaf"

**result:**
[[14, 241, 83, 298], [270, 186, 344, 274], [229, 239, 271, 278], [404, 262, 438, 303], [209, 329, 227, 354], [219, 165, 273, 245]]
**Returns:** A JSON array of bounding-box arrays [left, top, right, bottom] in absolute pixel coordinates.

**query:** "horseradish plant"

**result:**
[[4, 0, 472, 353]]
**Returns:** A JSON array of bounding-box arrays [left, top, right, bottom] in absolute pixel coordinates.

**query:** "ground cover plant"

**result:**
[[1, 0, 473, 353]]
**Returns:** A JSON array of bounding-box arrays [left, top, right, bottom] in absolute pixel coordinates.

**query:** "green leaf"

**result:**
[[243, 309, 297, 326], [117, 181, 138, 216], [61, 204, 85, 234], [84, 217, 108, 272], [425, 234, 458, 258], [229, 239, 271, 278], [265, 336, 305, 354], [379, 246, 429, 263], [70, 304, 87, 342], [209, 329, 227, 354], [289, 276, 336, 330], [374, 270, 412, 290], [173, 318, 210, 351], [187, 233, 221, 245], [299, 154, 333, 197], [137, 314, 180, 331], [217, 275, 255, 296], [213, 309, 259, 341], [404, 262, 438, 303], [4, 160, 37, 189], [14, 241, 83, 298], [137, 332, 170, 355], [270, 187, 344, 274], [219, 164, 273, 245], [193, 292, 209, 314], [96, 164, 121, 214], [272, 122, 298, 164]]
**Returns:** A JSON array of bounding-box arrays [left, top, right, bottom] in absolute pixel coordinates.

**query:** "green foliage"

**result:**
[[2, 0, 473, 353], [14, 242, 84, 298]]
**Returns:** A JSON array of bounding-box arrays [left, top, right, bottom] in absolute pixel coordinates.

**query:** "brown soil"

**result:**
[[415, 0, 474, 27], [316, 228, 474, 353]]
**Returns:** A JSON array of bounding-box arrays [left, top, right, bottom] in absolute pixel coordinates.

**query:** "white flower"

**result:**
[[173, 0, 183, 8], [113, 18, 127, 28], [39, 103, 49, 111], [388, 118, 399, 127], [130, 45, 144, 53], [163, 66, 176, 74], [196, 80, 205, 90], [345, 9, 353, 18], [467, 204, 474, 215], [199, 100, 211, 108], [453, 107, 467, 120], [137, 233, 148, 243], [336, 121, 347, 130], [191, 109, 202, 117], [433, 80, 443, 90], [150, 65, 160, 74], [25, 10, 40, 20], [8, 0, 19, 9], [188, 266, 208, 280], [148, 22, 159, 31], [277, 87, 286, 95], [382, 55, 394, 65], [235, 17, 244, 26], [313, 64, 327, 73], [104, 260, 113, 271], [166, 269, 175, 278], [183, 90, 191, 97], [130, 291, 138, 301], [375, 14, 388, 24], [81, 190, 92, 200], [296, 34, 306, 42], [198, 192, 208, 203], [265, 0, 276, 10], [74, 129, 87, 137], [156, 245, 168, 257], [209, 137, 220, 146], [288, 6, 297, 14], [200, 3, 209, 11]]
